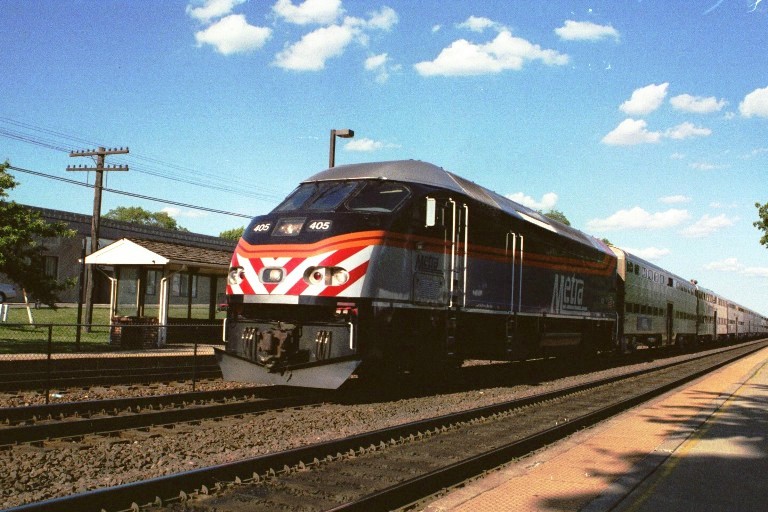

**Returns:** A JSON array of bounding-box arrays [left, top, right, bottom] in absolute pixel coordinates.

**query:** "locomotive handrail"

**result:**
[[448, 198, 457, 308], [506, 231, 517, 314], [462, 203, 469, 307], [518, 234, 524, 311]]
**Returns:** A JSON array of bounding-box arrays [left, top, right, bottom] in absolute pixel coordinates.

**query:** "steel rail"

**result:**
[[8, 340, 766, 512], [0, 364, 222, 391], [0, 385, 280, 424], [1, 392, 324, 446]]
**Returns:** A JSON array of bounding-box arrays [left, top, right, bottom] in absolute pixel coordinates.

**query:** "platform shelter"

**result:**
[[85, 238, 232, 347]]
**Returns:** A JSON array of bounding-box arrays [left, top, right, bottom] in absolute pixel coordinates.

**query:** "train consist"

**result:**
[[216, 160, 768, 388]]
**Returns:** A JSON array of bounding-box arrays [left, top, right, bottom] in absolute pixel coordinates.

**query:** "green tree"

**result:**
[[104, 206, 187, 231], [0, 162, 76, 306], [755, 202, 768, 248], [542, 209, 571, 226], [219, 226, 245, 240]]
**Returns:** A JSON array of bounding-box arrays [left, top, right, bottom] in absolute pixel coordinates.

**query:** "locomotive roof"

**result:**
[[303, 160, 612, 255]]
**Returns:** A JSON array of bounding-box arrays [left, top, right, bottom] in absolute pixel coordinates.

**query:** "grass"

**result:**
[[0, 304, 225, 354]]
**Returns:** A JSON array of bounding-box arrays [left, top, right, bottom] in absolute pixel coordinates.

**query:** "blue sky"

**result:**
[[2, 0, 768, 313]]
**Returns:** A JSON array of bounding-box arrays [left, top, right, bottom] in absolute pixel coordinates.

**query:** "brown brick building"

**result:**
[[17, 205, 236, 308]]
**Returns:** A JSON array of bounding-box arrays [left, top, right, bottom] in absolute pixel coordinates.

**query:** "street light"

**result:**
[[329, 128, 354, 168]]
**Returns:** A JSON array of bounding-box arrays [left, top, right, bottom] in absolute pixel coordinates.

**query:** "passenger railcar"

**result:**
[[217, 160, 617, 388], [611, 248, 699, 350]]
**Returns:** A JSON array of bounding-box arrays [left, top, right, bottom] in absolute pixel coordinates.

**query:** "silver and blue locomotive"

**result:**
[[216, 160, 618, 388]]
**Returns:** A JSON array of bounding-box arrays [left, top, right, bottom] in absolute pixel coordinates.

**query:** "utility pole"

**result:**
[[67, 147, 129, 330]]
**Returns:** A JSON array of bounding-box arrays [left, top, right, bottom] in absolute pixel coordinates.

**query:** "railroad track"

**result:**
[[0, 363, 222, 391], [9, 339, 767, 512], [1, 387, 324, 445]]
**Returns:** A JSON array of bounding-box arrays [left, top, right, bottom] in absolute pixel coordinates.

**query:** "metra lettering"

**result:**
[[416, 254, 441, 274], [551, 274, 588, 313]]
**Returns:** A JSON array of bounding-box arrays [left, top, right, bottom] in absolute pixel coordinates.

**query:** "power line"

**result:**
[[0, 116, 288, 201], [7, 165, 253, 219]]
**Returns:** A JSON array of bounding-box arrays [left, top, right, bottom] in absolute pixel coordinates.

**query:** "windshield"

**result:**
[[272, 180, 410, 213], [306, 182, 358, 210], [346, 181, 410, 212], [273, 182, 359, 212], [274, 184, 318, 212]]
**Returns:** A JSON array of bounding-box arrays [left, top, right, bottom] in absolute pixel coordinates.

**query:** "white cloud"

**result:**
[[743, 266, 768, 277], [739, 85, 768, 118], [272, 0, 343, 26], [680, 213, 735, 238], [194, 14, 272, 55], [344, 137, 400, 151], [659, 195, 691, 204], [586, 207, 689, 231], [709, 201, 739, 209], [274, 23, 356, 70], [745, 147, 768, 158], [457, 16, 502, 33], [670, 94, 727, 113], [365, 6, 398, 30], [554, 20, 619, 41], [505, 192, 558, 211], [414, 30, 569, 77], [364, 53, 388, 70], [364, 53, 399, 83], [621, 247, 670, 261], [664, 122, 711, 140], [704, 257, 742, 272], [162, 207, 180, 217], [689, 161, 728, 171], [186, 0, 244, 22], [274, 8, 397, 71], [601, 118, 661, 145], [620, 83, 669, 116], [705, 258, 768, 278], [161, 207, 207, 219]]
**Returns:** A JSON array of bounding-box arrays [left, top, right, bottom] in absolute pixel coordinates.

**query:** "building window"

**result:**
[[43, 256, 58, 279], [145, 271, 158, 296], [172, 273, 198, 298]]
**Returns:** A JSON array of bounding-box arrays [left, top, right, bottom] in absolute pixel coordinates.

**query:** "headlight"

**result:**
[[228, 266, 245, 285], [330, 268, 349, 285], [304, 267, 349, 286], [274, 218, 305, 236], [261, 267, 284, 283]]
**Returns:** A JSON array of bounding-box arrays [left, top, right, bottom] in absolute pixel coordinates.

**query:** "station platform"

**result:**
[[424, 345, 768, 512]]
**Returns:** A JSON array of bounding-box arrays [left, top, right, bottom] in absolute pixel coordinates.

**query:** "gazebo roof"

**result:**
[[85, 238, 232, 272]]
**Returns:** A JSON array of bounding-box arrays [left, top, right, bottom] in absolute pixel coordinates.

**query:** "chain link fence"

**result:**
[[0, 311, 226, 401]]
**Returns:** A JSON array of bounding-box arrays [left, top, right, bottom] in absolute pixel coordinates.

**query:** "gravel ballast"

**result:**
[[0, 348, 741, 509]]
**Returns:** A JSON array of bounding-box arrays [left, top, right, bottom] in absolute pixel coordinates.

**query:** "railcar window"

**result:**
[[346, 181, 410, 212]]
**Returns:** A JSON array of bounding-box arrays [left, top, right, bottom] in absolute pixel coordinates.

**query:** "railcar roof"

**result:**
[[303, 160, 612, 255], [614, 247, 693, 287]]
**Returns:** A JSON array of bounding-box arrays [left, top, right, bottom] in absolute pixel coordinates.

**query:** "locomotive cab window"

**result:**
[[346, 181, 410, 213], [273, 181, 359, 212], [307, 182, 359, 210], [274, 184, 318, 212]]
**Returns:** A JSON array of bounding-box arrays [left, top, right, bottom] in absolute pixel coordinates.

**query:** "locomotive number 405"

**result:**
[[308, 221, 332, 231]]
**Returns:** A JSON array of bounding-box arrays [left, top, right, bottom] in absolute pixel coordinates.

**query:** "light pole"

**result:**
[[329, 128, 354, 168]]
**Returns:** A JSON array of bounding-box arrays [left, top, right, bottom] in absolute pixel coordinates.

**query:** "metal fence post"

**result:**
[[192, 341, 198, 392], [45, 324, 53, 404]]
